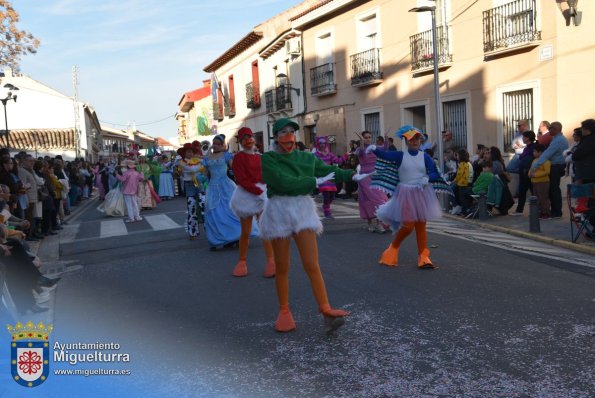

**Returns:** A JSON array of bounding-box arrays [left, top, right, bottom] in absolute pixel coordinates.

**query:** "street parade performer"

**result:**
[[355, 130, 389, 233], [366, 125, 444, 269], [202, 134, 256, 251], [313, 135, 344, 219], [259, 118, 354, 334], [177, 141, 206, 240], [229, 127, 275, 278]]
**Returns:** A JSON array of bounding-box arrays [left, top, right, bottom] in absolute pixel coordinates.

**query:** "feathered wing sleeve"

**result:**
[[425, 153, 454, 197]]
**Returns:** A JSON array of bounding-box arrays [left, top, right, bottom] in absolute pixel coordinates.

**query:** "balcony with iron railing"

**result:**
[[246, 82, 260, 109], [310, 63, 337, 96], [265, 90, 274, 114], [483, 0, 541, 58], [350, 48, 383, 87], [410, 25, 452, 73]]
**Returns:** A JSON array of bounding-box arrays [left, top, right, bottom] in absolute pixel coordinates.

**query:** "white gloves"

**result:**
[[356, 164, 361, 174], [365, 144, 377, 154], [418, 176, 429, 188], [315, 172, 335, 186], [353, 172, 374, 182]]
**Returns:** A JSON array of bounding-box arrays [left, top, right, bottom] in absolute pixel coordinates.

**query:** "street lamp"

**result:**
[[409, 4, 443, 174], [276, 73, 300, 96], [1, 83, 19, 151]]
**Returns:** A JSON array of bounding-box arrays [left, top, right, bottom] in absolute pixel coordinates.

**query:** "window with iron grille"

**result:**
[[265, 90, 274, 114], [443, 99, 468, 149], [364, 112, 381, 139], [502, 88, 533, 152]]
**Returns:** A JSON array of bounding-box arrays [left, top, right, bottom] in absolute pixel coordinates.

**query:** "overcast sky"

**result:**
[[13, 0, 300, 143]]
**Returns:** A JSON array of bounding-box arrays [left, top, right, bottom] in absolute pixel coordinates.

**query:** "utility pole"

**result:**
[[72, 65, 81, 159]]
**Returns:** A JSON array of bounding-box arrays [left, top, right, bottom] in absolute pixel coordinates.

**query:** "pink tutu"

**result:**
[[376, 183, 442, 230]]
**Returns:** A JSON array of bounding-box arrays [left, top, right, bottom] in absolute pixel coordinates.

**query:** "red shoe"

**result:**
[[275, 306, 296, 332], [379, 246, 398, 267], [232, 260, 248, 277], [263, 258, 275, 278]]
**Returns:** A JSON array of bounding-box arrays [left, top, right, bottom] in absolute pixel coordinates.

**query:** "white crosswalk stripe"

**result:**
[[100, 219, 128, 238], [144, 214, 181, 230]]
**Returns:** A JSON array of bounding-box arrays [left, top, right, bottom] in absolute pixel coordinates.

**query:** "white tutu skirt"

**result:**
[[230, 185, 265, 218], [376, 183, 442, 230], [259, 195, 322, 240]]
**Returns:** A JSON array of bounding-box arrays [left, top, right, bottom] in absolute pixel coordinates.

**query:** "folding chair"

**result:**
[[465, 194, 493, 219], [567, 183, 595, 243]]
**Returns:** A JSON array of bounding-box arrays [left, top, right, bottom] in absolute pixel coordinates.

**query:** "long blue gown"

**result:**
[[203, 152, 258, 248]]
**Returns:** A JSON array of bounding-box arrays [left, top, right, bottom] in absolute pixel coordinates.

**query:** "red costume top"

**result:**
[[232, 151, 263, 195]]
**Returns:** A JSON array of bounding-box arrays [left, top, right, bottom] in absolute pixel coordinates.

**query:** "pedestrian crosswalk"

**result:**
[[61, 212, 186, 243], [60, 199, 594, 268]]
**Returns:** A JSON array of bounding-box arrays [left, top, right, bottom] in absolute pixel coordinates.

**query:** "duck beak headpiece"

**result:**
[[236, 127, 255, 150], [396, 125, 423, 141], [273, 118, 300, 153]]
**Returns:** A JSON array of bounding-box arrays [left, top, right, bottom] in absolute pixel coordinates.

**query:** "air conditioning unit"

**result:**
[[286, 38, 301, 55]]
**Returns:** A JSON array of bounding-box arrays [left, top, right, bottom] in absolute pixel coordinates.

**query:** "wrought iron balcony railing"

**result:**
[[350, 48, 383, 87], [265, 90, 274, 114], [483, 0, 541, 53], [310, 63, 337, 95], [246, 82, 260, 109], [409, 25, 452, 71], [275, 85, 293, 111]]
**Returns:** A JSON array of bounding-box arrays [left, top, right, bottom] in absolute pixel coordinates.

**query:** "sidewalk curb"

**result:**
[[66, 196, 99, 223], [442, 214, 595, 256], [35, 196, 98, 260]]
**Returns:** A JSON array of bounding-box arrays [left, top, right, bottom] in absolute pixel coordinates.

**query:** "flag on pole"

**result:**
[[211, 73, 219, 102]]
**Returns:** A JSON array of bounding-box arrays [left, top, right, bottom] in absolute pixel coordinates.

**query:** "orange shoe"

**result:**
[[263, 258, 275, 278], [232, 260, 248, 277], [379, 245, 398, 267], [320, 304, 349, 335], [275, 306, 296, 332], [417, 248, 435, 269], [319, 304, 350, 317]]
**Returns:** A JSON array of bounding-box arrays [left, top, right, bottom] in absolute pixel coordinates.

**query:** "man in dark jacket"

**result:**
[[573, 119, 595, 184]]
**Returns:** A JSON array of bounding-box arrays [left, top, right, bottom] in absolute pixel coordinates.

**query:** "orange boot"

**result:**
[[275, 304, 296, 332], [379, 245, 398, 266], [417, 248, 435, 269], [263, 257, 275, 278], [232, 260, 248, 277], [320, 304, 349, 335]]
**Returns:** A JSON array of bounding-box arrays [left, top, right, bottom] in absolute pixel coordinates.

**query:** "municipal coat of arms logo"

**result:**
[[7, 321, 53, 387]]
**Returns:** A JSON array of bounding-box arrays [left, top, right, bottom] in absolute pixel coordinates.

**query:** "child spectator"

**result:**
[[529, 144, 551, 219], [115, 159, 144, 223], [454, 148, 474, 215], [472, 160, 494, 195]]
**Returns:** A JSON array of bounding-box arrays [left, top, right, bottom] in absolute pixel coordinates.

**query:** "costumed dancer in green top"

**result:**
[[136, 156, 159, 209], [259, 118, 354, 334]]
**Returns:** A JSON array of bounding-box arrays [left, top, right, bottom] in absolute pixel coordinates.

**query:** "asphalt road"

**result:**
[[2, 197, 594, 398]]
